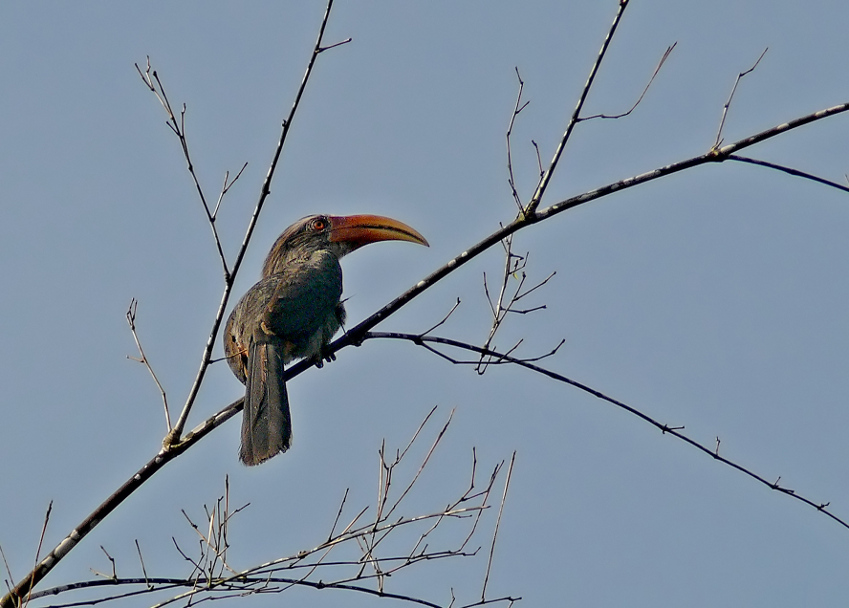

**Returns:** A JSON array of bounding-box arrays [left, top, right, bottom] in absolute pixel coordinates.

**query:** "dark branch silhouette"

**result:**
[[24, 413, 518, 608], [365, 330, 849, 531]]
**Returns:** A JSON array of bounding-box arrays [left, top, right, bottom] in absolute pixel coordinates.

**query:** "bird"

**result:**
[[224, 214, 429, 465]]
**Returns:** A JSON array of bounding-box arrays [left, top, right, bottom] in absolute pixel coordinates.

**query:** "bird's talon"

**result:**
[[314, 351, 336, 368]]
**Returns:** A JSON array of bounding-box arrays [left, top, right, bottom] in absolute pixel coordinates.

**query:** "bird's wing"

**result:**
[[261, 251, 343, 340]]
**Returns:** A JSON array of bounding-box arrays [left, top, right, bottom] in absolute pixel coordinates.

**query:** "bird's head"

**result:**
[[262, 214, 429, 276]]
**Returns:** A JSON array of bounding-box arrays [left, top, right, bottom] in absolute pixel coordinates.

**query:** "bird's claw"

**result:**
[[313, 350, 336, 368]]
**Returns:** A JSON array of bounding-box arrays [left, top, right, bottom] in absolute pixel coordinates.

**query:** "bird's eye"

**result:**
[[312, 218, 327, 231]]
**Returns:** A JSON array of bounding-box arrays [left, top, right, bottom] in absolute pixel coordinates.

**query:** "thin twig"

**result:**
[[506, 67, 531, 212], [0, 544, 14, 593], [421, 298, 462, 336], [714, 48, 768, 149], [212, 162, 249, 220], [482, 451, 515, 601], [385, 410, 453, 521], [126, 299, 170, 430], [90, 546, 118, 581], [525, 0, 631, 215], [582, 42, 676, 120], [477, 237, 554, 374], [28, 500, 53, 606], [728, 154, 849, 193], [327, 489, 351, 543], [134, 60, 231, 276], [134, 540, 151, 589], [370, 331, 849, 531]]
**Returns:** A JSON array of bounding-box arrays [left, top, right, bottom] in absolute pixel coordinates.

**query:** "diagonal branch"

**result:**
[[525, 0, 631, 215], [367, 331, 849, 532], [581, 42, 677, 121], [126, 299, 171, 431], [728, 154, 849, 193], [714, 48, 769, 149], [134, 59, 231, 277], [482, 451, 515, 601]]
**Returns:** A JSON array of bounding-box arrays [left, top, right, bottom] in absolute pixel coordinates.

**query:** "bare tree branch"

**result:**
[[367, 330, 849, 531], [525, 0, 631, 215], [478, 237, 555, 374], [506, 67, 531, 212], [581, 42, 677, 120], [482, 451, 515, 601], [133, 541, 151, 590], [125, 299, 171, 431], [134, 58, 230, 276], [728, 154, 849, 193], [212, 162, 249, 220], [714, 48, 769, 149]]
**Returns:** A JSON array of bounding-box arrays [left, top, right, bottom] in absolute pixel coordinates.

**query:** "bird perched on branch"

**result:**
[[224, 214, 429, 465]]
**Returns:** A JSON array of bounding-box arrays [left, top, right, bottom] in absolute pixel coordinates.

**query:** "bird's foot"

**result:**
[[313, 350, 336, 368], [316, 348, 337, 368]]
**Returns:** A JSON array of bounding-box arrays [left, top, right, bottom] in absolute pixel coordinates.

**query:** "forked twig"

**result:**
[[90, 546, 117, 581], [126, 299, 170, 430], [134, 58, 231, 276], [506, 67, 532, 212], [384, 409, 453, 522], [714, 48, 769, 148], [212, 163, 249, 220], [581, 42, 676, 120], [478, 235, 557, 374], [525, 0, 631, 215], [369, 331, 849, 532]]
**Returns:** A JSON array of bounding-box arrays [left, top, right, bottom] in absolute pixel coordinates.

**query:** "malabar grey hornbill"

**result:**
[[224, 214, 429, 465]]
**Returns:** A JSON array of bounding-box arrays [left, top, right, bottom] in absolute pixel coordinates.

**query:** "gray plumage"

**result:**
[[224, 214, 428, 465]]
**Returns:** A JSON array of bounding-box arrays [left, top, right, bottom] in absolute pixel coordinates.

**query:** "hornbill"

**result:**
[[224, 214, 428, 465]]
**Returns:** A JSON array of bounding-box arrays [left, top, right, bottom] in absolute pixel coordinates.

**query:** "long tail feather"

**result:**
[[240, 339, 292, 466]]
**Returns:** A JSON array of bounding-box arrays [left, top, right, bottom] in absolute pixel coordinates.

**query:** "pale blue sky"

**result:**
[[2, 2, 849, 606]]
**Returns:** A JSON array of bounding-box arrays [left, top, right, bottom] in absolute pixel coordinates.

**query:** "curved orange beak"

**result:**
[[328, 214, 429, 250]]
